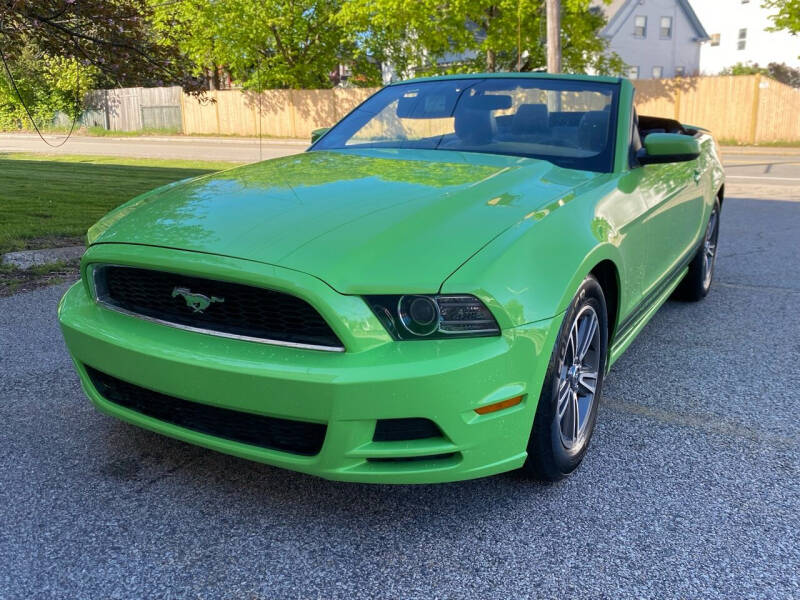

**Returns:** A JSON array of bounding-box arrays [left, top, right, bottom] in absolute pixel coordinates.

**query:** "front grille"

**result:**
[[94, 266, 343, 350], [85, 366, 327, 456]]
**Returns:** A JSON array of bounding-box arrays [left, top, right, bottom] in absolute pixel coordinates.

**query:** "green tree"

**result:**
[[763, 1, 800, 36], [0, 39, 98, 130], [0, 1, 203, 94], [720, 62, 766, 76], [337, 0, 624, 77], [336, 0, 475, 78], [720, 61, 800, 87], [152, 0, 379, 89]]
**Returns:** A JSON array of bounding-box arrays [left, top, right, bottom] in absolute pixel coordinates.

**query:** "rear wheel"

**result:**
[[523, 276, 608, 481], [674, 199, 720, 301]]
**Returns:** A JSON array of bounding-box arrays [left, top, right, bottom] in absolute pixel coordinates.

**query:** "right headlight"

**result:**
[[364, 294, 500, 340]]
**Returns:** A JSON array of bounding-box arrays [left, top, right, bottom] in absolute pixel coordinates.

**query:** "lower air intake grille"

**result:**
[[373, 418, 443, 442], [86, 366, 327, 456], [94, 265, 343, 350]]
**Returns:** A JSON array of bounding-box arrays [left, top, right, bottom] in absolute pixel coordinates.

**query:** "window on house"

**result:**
[[634, 16, 647, 38], [660, 17, 673, 39], [710, 33, 721, 46], [652, 66, 663, 79], [674, 66, 685, 77], [738, 28, 747, 50], [628, 66, 640, 80]]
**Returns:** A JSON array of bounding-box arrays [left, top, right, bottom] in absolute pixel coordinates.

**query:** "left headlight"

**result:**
[[364, 294, 500, 340]]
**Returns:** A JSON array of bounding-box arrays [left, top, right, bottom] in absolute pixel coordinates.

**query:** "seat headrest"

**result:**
[[454, 108, 497, 146], [512, 104, 549, 136], [578, 111, 610, 152]]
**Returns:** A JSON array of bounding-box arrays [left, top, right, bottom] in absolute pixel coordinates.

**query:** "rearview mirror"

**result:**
[[311, 127, 330, 144], [637, 133, 700, 165]]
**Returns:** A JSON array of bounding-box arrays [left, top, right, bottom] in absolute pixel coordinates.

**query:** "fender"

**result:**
[[441, 181, 626, 329]]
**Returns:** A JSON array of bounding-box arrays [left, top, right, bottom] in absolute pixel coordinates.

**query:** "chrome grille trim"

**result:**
[[89, 264, 346, 353]]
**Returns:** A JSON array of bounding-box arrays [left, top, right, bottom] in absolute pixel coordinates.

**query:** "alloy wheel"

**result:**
[[702, 208, 719, 290], [556, 305, 601, 451]]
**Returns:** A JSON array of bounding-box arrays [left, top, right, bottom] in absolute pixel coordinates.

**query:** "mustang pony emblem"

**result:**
[[171, 287, 225, 313]]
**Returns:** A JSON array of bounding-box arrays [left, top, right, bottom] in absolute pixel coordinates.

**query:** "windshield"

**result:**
[[313, 77, 619, 172]]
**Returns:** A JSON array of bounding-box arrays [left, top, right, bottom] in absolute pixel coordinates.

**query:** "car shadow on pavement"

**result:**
[[96, 416, 563, 512]]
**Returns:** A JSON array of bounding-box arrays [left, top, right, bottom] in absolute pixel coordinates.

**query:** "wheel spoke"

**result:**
[[566, 320, 578, 362], [578, 369, 598, 394], [557, 379, 571, 419], [576, 312, 597, 360], [571, 391, 580, 442]]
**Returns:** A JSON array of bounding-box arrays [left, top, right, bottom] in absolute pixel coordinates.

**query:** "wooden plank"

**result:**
[[94, 79, 800, 142]]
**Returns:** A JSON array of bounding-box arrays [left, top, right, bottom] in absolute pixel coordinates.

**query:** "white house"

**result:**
[[599, 0, 710, 79], [690, 0, 800, 74]]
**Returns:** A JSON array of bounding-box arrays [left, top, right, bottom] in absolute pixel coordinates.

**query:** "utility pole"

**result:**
[[517, 2, 522, 71], [546, 0, 561, 73]]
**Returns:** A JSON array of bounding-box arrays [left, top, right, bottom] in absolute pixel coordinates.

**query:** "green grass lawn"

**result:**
[[0, 153, 241, 254]]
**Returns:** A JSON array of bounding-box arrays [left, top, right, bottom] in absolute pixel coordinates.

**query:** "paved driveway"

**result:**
[[1, 182, 798, 599]]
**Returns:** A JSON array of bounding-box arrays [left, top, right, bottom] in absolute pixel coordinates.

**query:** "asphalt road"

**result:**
[[1, 179, 799, 599], [0, 133, 308, 163], [722, 150, 800, 190], [4, 132, 800, 182]]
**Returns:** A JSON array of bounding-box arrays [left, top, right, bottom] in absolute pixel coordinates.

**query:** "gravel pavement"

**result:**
[[1, 186, 798, 599]]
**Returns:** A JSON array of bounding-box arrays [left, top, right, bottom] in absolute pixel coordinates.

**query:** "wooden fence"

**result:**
[[633, 75, 800, 143], [181, 88, 376, 138], [86, 86, 183, 131], [87, 76, 800, 143]]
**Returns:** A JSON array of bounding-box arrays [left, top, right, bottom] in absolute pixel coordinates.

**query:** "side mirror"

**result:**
[[637, 133, 700, 165], [311, 127, 330, 144]]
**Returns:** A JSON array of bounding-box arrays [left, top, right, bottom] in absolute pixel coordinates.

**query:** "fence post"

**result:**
[[103, 89, 110, 130], [750, 74, 762, 145], [214, 91, 221, 135], [179, 92, 187, 134], [289, 89, 297, 138]]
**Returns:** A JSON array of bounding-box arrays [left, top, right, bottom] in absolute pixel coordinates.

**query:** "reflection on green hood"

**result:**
[[90, 149, 601, 294]]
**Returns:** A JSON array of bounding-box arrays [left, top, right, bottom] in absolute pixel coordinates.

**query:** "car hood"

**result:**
[[90, 149, 602, 293]]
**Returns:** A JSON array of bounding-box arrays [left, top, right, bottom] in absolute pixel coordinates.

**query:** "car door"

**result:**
[[633, 122, 706, 299]]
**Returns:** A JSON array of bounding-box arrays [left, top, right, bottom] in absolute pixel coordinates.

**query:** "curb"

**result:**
[[2, 246, 86, 270], [721, 146, 800, 156]]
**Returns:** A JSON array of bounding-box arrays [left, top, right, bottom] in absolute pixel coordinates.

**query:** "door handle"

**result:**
[[693, 169, 702, 184]]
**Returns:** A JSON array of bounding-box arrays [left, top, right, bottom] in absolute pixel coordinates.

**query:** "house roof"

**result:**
[[593, 0, 627, 18], [600, 0, 710, 41]]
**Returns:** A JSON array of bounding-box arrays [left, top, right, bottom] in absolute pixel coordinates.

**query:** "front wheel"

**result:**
[[522, 275, 608, 481]]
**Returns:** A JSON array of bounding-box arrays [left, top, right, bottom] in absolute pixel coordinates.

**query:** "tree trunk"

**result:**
[[210, 63, 221, 90], [486, 48, 496, 72]]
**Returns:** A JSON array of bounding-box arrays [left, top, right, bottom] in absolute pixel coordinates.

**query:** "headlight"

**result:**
[[365, 294, 500, 340]]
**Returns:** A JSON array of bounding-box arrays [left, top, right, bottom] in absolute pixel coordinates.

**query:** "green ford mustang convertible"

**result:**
[[58, 73, 724, 483]]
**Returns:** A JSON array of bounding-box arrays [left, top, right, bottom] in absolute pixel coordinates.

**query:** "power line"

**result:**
[[0, 6, 82, 148]]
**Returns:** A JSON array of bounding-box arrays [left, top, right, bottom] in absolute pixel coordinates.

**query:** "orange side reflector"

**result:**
[[474, 395, 524, 415]]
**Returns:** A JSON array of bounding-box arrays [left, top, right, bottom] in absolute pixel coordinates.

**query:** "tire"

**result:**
[[674, 198, 721, 302], [523, 275, 609, 481]]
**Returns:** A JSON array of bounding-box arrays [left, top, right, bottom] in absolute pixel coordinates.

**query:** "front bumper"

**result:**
[[58, 245, 561, 483]]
